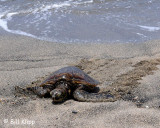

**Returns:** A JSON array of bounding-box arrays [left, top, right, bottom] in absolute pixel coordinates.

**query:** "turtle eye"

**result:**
[[54, 92, 61, 98], [50, 90, 64, 102]]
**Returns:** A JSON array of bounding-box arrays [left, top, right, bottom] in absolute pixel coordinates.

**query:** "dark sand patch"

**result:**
[[75, 58, 160, 107]]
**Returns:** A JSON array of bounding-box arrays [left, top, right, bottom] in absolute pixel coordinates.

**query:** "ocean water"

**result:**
[[0, 0, 160, 43]]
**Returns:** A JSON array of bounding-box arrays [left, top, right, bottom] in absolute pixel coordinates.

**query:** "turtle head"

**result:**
[[50, 88, 68, 103]]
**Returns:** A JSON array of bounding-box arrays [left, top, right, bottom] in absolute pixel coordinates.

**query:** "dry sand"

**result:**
[[0, 35, 160, 128]]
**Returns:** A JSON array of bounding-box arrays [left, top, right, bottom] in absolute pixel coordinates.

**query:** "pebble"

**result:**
[[72, 110, 78, 114]]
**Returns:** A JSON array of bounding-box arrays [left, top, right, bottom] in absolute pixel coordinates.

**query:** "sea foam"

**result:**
[[0, 13, 36, 38], [138, 25, 160, 32]]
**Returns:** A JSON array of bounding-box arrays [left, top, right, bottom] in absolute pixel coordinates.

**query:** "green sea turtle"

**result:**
[[27, 66, 114, 103]]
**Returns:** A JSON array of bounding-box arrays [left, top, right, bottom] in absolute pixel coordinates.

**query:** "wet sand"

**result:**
[[0, 35, 160, 127]]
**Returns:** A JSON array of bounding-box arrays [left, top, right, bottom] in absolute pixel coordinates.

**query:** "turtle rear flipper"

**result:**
[[73, 88, 115, 102]]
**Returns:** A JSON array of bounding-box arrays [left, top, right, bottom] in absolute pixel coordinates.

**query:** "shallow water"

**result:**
[[0, 0, 160, 43]]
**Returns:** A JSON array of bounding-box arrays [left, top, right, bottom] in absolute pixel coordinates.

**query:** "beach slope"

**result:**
[[0, 35, 160, 127]]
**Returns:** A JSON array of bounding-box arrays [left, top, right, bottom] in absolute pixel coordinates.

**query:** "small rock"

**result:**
[[72, 110, 78, 114], [133, 96, 138, 100]]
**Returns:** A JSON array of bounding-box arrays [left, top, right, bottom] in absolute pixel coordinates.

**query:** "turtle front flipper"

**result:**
[[73, 87, 115, 102], [27, 86, 50, 98]]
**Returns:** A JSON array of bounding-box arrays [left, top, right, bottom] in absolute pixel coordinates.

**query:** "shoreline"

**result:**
[[1, 26, 160, 45], [1, 34, 160, 127], [1, 32, 160, 57]]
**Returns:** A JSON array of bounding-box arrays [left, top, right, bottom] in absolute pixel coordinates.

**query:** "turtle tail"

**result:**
[[73, 89, 115, 102]]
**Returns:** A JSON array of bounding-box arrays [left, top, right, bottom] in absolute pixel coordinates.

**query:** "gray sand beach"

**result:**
[[0, 34, 160, 127]]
